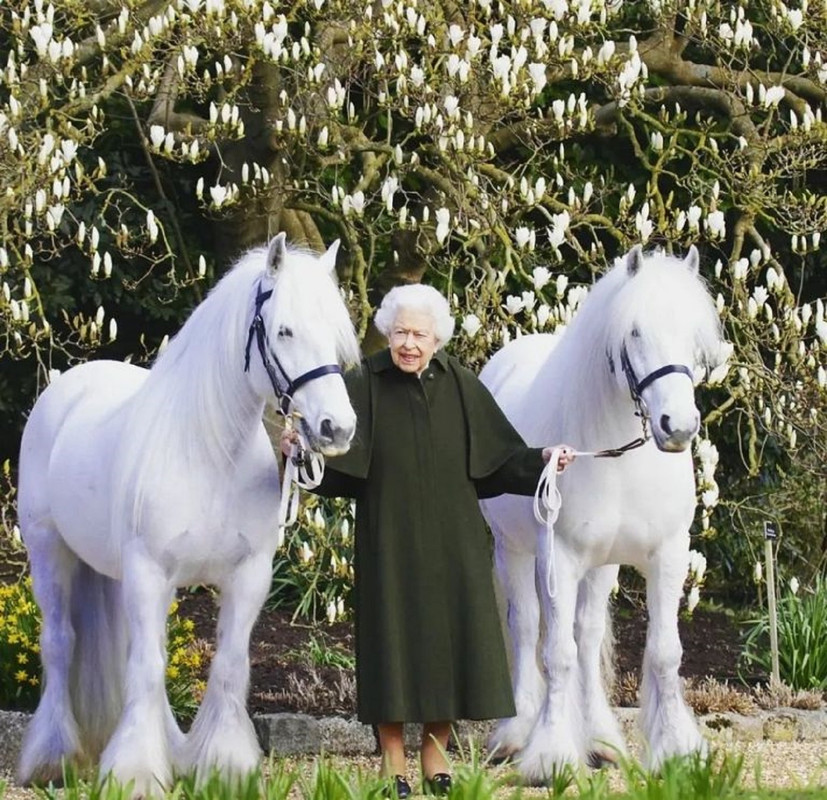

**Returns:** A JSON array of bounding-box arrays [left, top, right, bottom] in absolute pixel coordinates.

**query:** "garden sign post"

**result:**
[[764, 520, 780, 688]]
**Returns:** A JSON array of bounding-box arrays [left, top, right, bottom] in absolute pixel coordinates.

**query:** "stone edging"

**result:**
[[2, 707, 827, 775]]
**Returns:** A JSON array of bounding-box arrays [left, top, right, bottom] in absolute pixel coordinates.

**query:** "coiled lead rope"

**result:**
[[277, 418, 325, 547], [533, 434, 651, 598]]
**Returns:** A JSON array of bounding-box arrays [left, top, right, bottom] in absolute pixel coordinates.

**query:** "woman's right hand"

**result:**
[[280, 427, 300, 457]]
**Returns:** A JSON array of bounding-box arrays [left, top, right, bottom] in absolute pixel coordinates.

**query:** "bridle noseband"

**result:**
[[243, 284, 342, 416], [618, 342, 694, 416]]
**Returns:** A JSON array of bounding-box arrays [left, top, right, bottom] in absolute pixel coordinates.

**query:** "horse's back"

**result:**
[[480, 333, 560, 437], [19, 360, 148, 575]]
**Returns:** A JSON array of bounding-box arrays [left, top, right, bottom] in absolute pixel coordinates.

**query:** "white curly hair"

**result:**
[[374, 284, 455, 349]]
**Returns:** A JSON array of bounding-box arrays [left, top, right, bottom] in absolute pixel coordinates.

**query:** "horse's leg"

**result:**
[[99, 549, 175, 798], [182, 553, 270, 783], [488, 536, 545, 761], [18, 531, 83, 785], [517, 543, 582, 783], [640, 536, 705, 769], [575, 564, 627, 766]]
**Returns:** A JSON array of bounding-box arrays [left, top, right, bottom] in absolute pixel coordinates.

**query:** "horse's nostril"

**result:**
[[320, 418, 334, 441], [660, 414, 672, 435]]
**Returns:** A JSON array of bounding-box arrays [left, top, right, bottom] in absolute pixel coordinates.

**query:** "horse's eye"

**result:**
[[630, 327, 641, 338], [277, 325, 293, 338]]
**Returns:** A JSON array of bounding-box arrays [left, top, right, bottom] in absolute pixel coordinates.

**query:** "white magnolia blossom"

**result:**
[[789, 576, 800, 595], [686, 585, 701, 613], [532, 266, 551, 290], [461, 313, 482, 338], [687, 550, 707, 583], [435, 207, 451, 244], [504, 295, 524, 315]]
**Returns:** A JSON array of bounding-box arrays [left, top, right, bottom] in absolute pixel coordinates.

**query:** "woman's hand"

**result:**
[[280, 427, 300, 457], [542, 445, 576, 472]]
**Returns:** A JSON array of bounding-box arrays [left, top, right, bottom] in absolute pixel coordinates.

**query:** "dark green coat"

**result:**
[[315, 348, 545, 724]]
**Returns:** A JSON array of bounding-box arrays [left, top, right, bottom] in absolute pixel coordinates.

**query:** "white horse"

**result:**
[[17, 234, 359, 796], [480, 245, 723, 782]]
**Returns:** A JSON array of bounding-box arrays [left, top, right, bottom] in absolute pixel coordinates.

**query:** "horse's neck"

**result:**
[[134, 303, 267, 474], [528, 339, 642, 449]]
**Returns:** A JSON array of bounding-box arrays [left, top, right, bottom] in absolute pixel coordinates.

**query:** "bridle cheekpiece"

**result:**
[[243, 284, 342, 416]]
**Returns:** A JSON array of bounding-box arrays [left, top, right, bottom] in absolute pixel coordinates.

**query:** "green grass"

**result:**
[[9, 750, 827, 800]]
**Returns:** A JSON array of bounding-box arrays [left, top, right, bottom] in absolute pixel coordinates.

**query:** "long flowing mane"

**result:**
[[113, 244, 360, 522], [527, 249, 722, 446]]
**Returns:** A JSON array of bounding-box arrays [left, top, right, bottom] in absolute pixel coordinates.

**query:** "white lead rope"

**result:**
[[533, 442, 646, 598], [277, 427, 326, 548], [533, 448, 564, 599]]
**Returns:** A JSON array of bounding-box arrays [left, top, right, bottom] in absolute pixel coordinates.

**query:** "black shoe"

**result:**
[[423, 773, 452, 796], [383, 775, 411, 799]]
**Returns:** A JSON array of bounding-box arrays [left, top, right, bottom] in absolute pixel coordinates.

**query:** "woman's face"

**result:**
[[389, 308, 437, 374]]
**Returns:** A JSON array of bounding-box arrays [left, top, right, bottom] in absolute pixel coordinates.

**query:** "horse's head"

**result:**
[[246, 233, 359, 455], [608, 245, 723, 453]]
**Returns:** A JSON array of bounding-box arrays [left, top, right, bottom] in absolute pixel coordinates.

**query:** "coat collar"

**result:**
[[369, 347, 449, 374]]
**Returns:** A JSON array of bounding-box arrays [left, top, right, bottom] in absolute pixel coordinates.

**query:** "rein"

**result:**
[[243, 284, 342, 416], [534, 346, 696, 597]]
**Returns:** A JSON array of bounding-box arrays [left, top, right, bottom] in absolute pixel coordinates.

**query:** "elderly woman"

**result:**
[[282, 285, 573, 797]]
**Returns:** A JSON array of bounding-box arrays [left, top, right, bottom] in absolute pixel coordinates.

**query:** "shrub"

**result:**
[[740, 573, 827, 691], [0, 579, 205, 719], [269, 496, 355, 623]]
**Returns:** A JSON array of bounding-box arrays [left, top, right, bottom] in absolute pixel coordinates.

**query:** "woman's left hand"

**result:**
[[542, 445, 576, 472]]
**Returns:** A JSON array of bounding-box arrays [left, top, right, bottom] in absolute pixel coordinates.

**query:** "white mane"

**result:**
[[530, 248, 722, 445], [114, 244, 360, 523]]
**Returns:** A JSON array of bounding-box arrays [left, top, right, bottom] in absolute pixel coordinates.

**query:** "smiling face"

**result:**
[[389, 307, 438, 374]]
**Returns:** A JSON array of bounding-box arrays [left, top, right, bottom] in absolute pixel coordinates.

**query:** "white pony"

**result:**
[[480, 246, 723, 782], [17, 234, 359, 796]]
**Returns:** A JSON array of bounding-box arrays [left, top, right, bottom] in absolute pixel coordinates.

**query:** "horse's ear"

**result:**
[[323, 239, 341, 279], [266, 232, 288, 275], [626, 245, 645, 276], [683, 245, 700, 275]]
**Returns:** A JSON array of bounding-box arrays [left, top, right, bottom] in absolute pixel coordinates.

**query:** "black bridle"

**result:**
[[243, 285, 342, 416], [596, 343, 694, 458]]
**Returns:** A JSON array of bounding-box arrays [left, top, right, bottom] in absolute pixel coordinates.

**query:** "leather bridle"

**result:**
[[243, 284, 342, 415]]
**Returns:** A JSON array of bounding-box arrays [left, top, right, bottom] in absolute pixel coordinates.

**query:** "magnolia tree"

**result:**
[[1, 0, 826, 584]]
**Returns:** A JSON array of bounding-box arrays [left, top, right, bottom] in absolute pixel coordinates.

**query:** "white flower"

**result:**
[[528, 63, 547, 94], [435, 207, 451, 245], [706, 210, 726, 239], [789, 576, 800, 595], [753, 561, 763, 583], [521, 291, 536, 312], [686, 585, 700, 613], [326, 601, 337, 624], [149, 125, 165, 149], [532, 266, 551, 290], [686, 205, 702, 231], [764, 85, 785, 108], [701, 486, 719, 508], [209, 184, 228, 208], [687, 550, 707, 582], [548, 211, 570, 248], [514, 227, 531, 249], [504, 295, 524, 315], [461, 313, 482, 338]]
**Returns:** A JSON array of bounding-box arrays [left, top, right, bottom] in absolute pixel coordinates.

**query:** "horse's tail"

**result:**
[[69, 562, 128, 760]]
